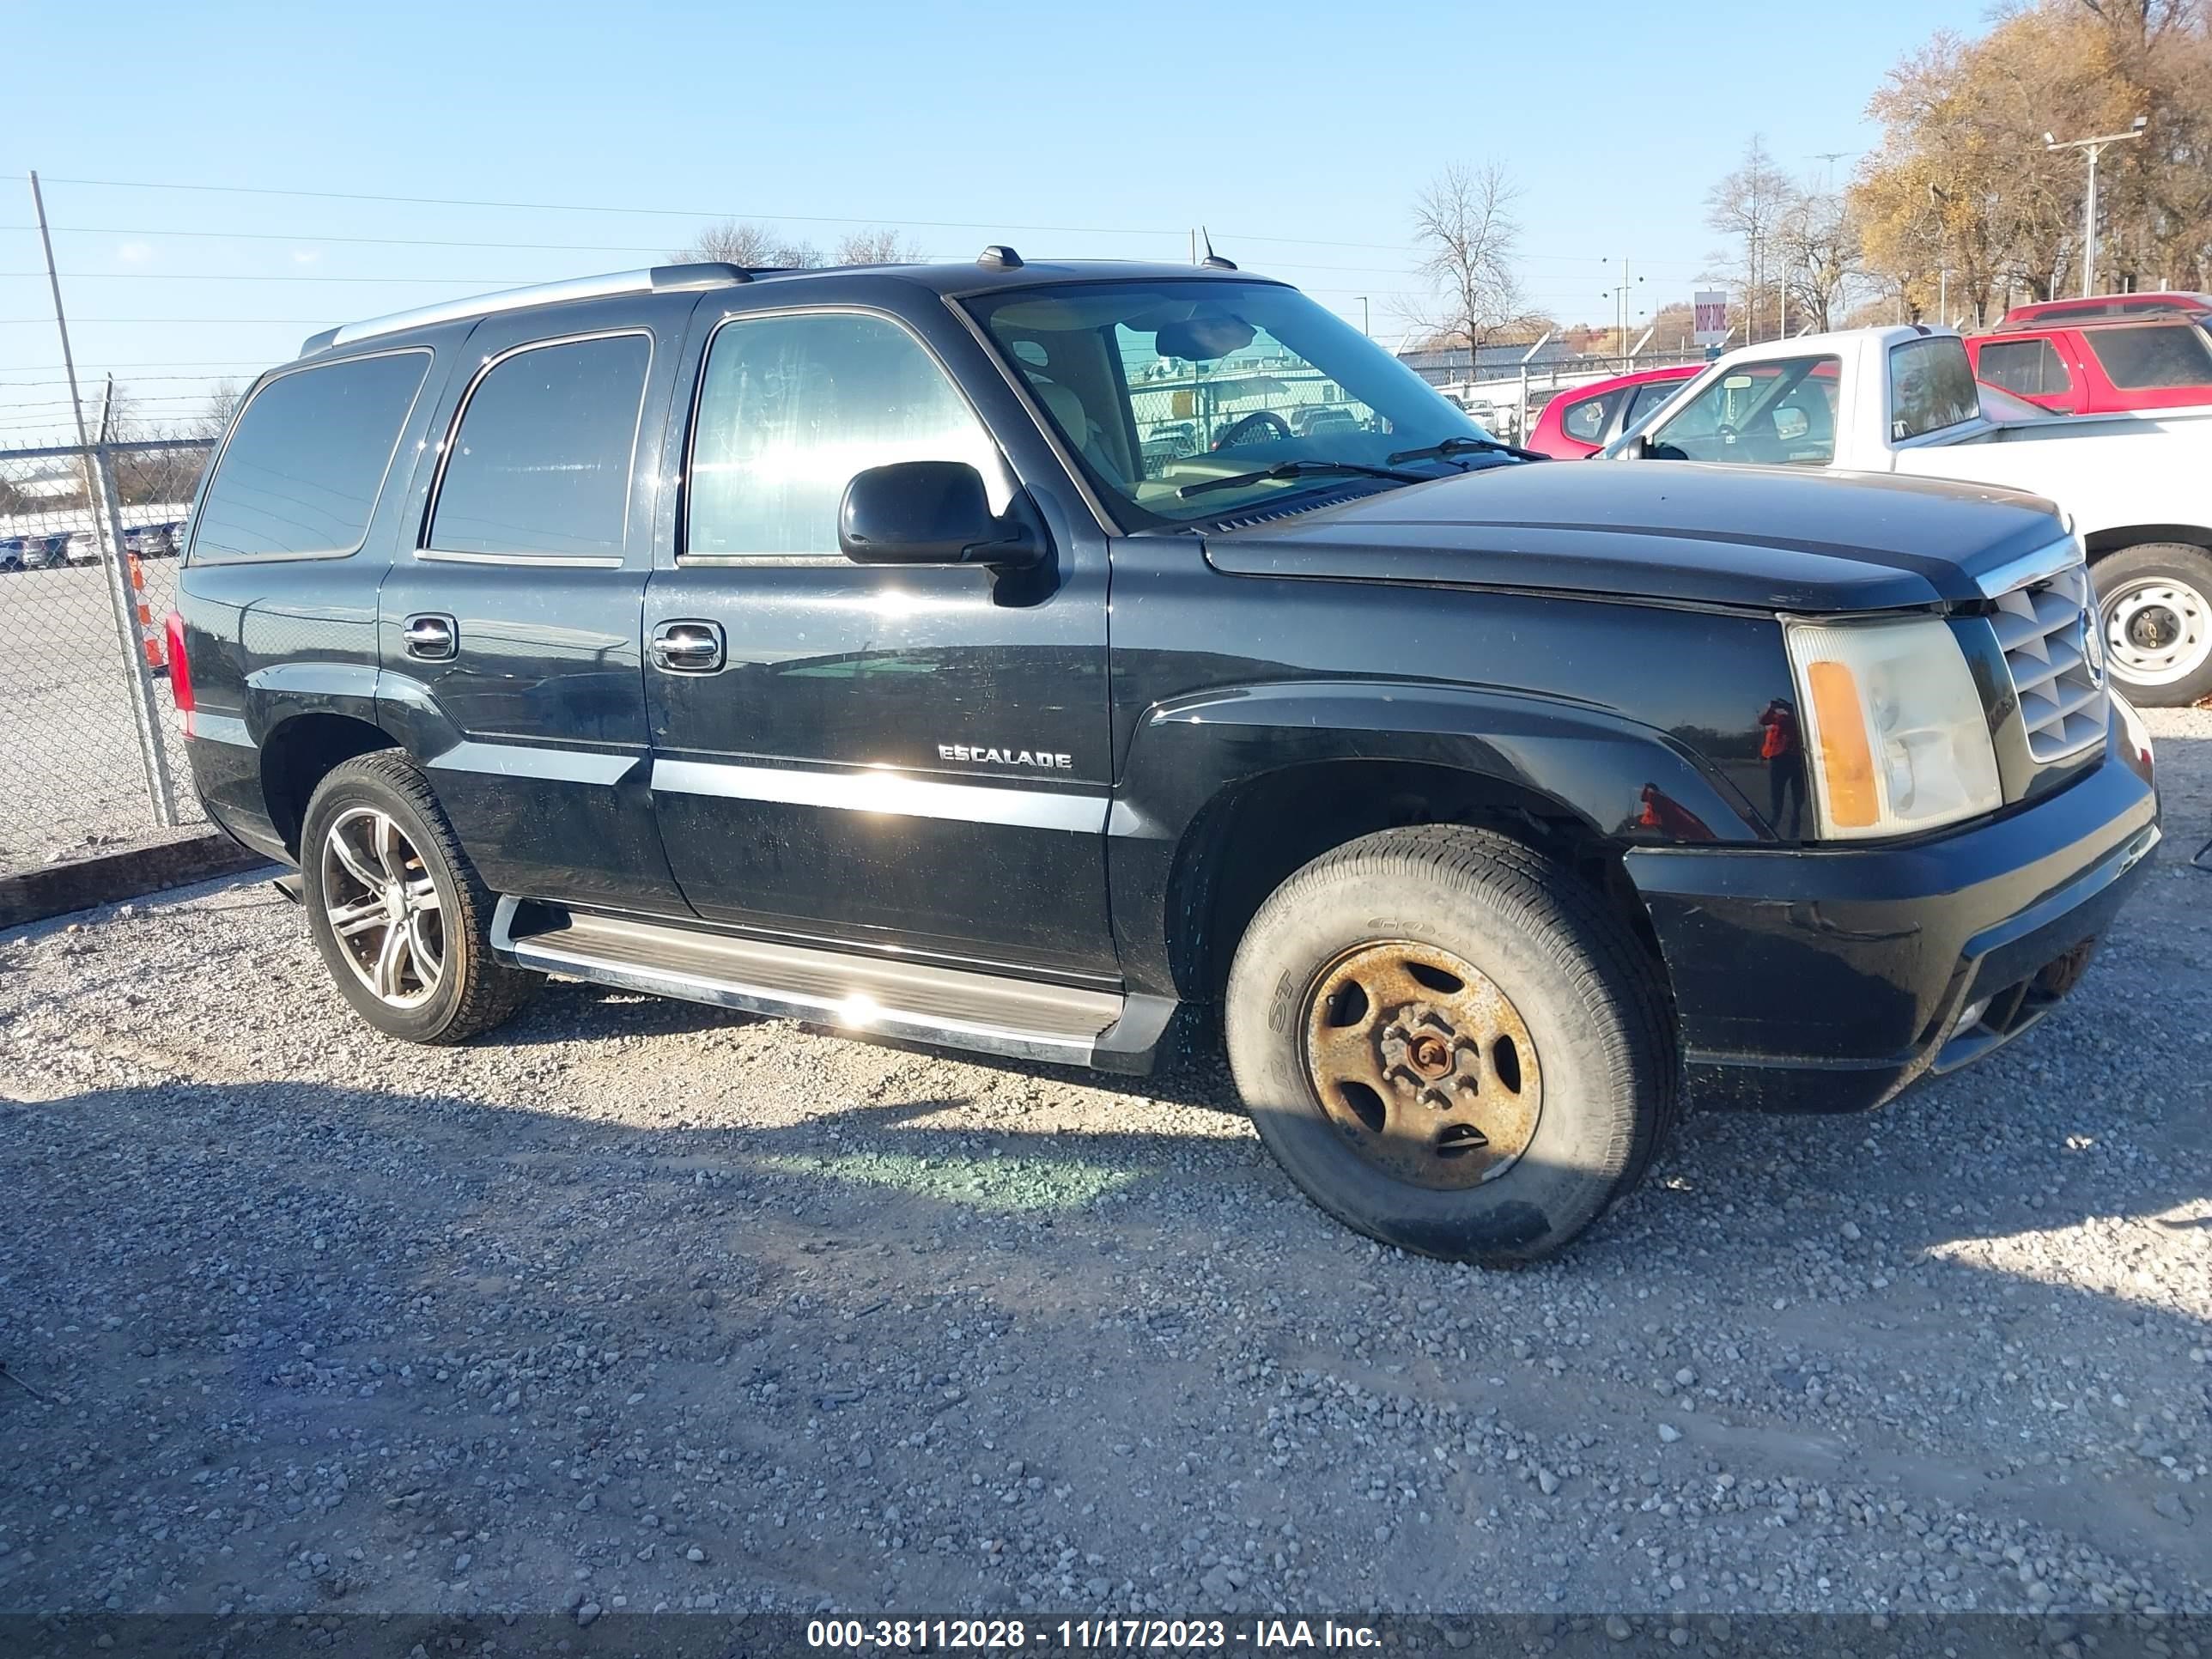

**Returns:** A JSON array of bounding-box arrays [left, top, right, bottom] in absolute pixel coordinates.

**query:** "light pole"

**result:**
[[1601, 258, 1643, 371], [2045, 117, 2147, 298], [1356, 295, 1370, 336]]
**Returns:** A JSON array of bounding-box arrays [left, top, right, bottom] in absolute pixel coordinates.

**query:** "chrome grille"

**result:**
[[1989, 558, 2106, 760]]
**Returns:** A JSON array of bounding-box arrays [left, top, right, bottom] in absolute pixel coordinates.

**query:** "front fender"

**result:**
[[1105, 678, 1768, 998]]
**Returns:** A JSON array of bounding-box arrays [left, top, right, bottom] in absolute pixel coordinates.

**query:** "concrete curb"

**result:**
[[0, 834, 272, 930]]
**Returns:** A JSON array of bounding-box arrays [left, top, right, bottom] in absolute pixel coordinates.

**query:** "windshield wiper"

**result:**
[[1386, 434, 1548, 465], [1177, 459, 1430, 501]]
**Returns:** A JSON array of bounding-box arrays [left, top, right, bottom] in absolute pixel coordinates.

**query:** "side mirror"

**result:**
[[838, 460, 1042, 568]]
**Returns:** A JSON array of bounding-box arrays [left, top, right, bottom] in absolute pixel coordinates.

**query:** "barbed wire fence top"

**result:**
[[0, 435, 209, 875]]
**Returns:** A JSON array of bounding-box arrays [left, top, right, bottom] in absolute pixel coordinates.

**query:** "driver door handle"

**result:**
[[652, 619, 725, 673]]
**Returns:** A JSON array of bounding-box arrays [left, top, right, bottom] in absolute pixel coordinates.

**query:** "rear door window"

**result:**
[[191, 349, 431, 562], [1975, 337, 2072, 399], [1888, 337, 1981, 441], [426, 332, 651, 561], [2083, 323, 2212, 388]]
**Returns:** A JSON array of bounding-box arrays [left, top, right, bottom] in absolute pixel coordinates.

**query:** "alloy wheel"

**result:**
[[319, 806, 445, 1008]]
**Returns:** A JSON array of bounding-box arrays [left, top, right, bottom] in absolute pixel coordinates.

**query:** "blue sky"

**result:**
[[3, 0, 1995, 443]]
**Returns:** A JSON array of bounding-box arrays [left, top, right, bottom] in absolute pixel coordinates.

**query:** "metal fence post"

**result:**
[[87, 434, 179, 828]]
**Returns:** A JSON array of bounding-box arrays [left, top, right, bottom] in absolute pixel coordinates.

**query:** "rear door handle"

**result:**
[[651, 619, 725, 673], [403, 613, 457, 661]]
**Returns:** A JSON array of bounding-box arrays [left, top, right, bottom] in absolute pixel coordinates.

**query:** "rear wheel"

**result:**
[[2093, 542, 2212, 707], [1224, 825, 1676, 1265], [299, 750, 534, 1043]]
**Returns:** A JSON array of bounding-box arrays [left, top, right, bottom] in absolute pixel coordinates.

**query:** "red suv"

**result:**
[[1527, 363, 1701, 459], [1967, 316, 2212, 415]]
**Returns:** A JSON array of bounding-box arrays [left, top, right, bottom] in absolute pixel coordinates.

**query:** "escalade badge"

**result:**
[[939, 743, 1073, 770]]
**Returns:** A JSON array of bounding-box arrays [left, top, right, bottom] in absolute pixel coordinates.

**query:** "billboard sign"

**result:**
[[1693, 290, 1730, 348]]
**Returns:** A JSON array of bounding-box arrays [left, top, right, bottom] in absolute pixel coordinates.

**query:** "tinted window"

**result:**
[[192, 350, 429, 561], [2083, 323, 2212, 388], [427, 333, 650, 559], [1559, 392, 1617, 444], [1888, 337, 1980, 440], [687, 312, 1000, 556], [1977, 337, 2069, 398]]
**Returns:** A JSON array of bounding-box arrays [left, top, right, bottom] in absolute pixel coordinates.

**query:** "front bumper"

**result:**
[[1625, 724, 2159, 1114]]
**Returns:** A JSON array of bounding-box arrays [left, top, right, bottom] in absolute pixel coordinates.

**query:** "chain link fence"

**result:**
[[0, 436, 210, 875]]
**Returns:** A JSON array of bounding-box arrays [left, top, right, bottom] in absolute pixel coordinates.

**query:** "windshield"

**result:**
[[963, 280, 1492, 527]]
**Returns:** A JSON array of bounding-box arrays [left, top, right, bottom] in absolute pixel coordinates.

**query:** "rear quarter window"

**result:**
[[2083, 324, 2212, 389], [1888, 337, 1981, 441], [190, 349, 432, 562]]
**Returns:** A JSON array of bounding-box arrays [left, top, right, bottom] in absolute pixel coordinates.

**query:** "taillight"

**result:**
[[163, 611, 194, 731]]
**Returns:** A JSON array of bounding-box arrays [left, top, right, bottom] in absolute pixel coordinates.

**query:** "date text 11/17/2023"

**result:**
[[803, 1618, 1382, 1650]]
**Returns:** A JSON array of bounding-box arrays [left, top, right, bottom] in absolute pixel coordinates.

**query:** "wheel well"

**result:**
[[1169, 759, 1664, 1001], [260, 714, 399, 856], [2083, 525, 2212, 561]]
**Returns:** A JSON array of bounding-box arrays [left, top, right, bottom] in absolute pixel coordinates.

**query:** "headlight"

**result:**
[[1784, 615, 2002, 840]]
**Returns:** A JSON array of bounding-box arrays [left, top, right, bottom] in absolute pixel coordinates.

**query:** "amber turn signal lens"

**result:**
[[1805, 659, 1877, 829]]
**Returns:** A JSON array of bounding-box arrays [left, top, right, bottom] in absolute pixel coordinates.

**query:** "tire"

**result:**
[[298, 750, 535, 1044], [2092, 542, 2212, 707], [1224, 825, 1676, 1266]]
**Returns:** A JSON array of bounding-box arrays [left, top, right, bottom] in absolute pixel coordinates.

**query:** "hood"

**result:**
[[1199, 461, 2065, 611]]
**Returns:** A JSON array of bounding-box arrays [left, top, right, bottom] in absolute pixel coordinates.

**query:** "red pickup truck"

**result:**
[[1966, 315, 2212, 415]]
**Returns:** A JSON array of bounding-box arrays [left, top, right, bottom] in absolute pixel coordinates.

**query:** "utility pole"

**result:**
[[2046, 118, 2146, 297]]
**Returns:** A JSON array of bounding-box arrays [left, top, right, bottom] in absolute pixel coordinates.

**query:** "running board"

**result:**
[[490, 897, 1180, 1072]]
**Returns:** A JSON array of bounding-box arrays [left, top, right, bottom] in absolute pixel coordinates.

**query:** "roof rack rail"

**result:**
[[299, 263, 750, 356]]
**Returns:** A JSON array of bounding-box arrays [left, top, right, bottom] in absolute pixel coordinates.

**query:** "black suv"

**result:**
[[172, 254, 2159, 1263]]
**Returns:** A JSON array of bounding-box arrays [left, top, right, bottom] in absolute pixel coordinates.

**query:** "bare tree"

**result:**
[[191, 379, 242, 442], [672, 220, 823, 269], [1705, 136, 1798, 340], [1775, 189, 1863, 332], [834, 227, 925, 264], [1404, 163, 1527, 377]]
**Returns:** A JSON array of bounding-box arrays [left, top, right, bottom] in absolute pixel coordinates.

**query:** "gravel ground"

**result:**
[[0, 709, 2207, 1624]]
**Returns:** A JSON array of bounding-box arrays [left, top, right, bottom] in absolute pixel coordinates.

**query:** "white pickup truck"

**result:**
[[1606, 325, 2212, 705]]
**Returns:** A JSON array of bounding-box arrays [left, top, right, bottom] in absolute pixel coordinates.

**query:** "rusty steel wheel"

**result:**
[[1302, 940, 1541, 1188], [1226, 825, 1676, 1264]]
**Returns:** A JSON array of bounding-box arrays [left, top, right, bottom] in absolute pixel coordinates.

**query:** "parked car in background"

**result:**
[[1608, 324, 2212, 704], [14, 532, 74, 570], [1528, 364, 1701, 459], [1996, 292, 2212, 331], [1291, 403, 1362, 440], [1968, 317, 2212, 415], [0, 537, 27, 573], [124, 523, 181, 560]]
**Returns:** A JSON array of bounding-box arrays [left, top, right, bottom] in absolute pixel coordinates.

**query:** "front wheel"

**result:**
[[1224, 825, 1677, 1266], [2094, 542, 2212, 707], [299, 750, 535, 1043]]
